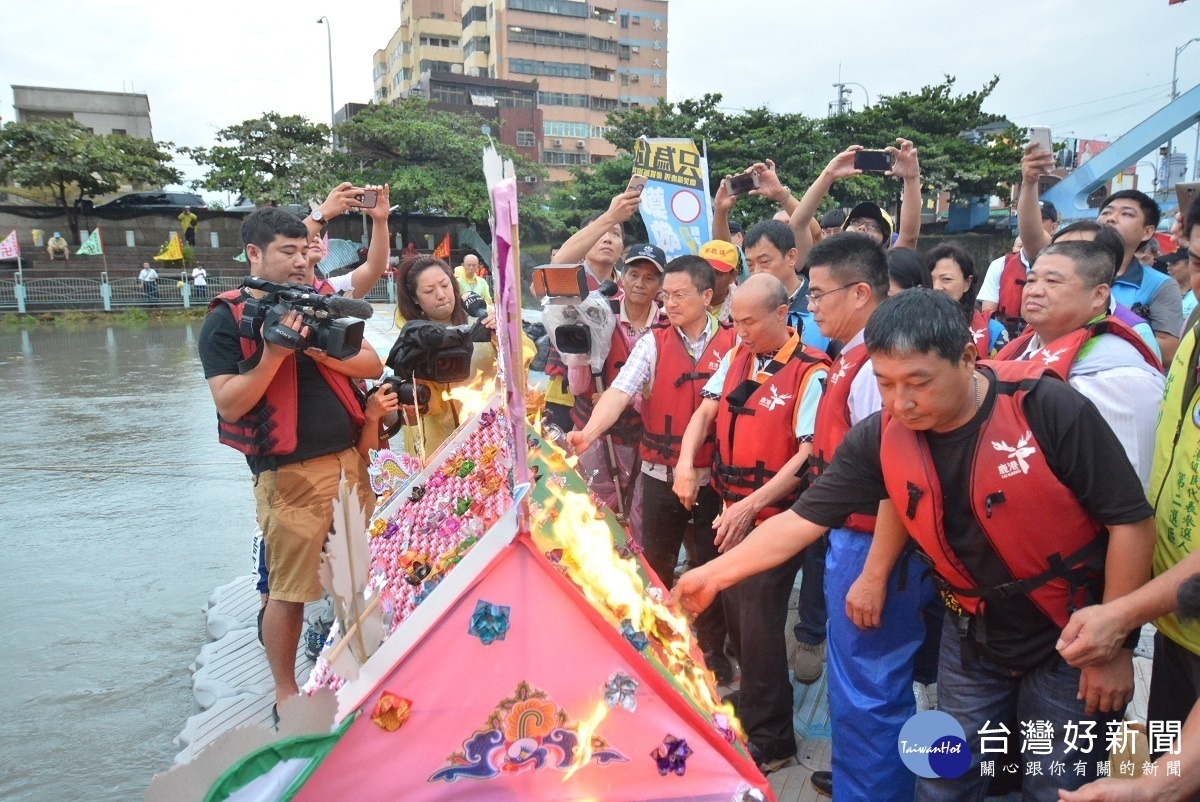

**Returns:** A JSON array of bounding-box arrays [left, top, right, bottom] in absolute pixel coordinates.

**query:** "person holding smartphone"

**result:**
[[788, 139, 923, 265]]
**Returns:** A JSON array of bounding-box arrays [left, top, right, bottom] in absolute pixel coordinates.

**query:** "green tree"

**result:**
[[0, 119, 181, 242], [333, 100, 545, 220], [182, 112, 333, 206], [823, 76, 1023, 206]]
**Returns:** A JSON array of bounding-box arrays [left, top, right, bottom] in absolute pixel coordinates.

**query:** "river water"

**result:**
[[0, 320, 256, 801]]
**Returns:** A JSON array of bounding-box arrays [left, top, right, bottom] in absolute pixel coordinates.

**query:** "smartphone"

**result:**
[[353, 189, 378, 209], [723, 172, 760, 197], [626, 173, 648, 195], [1029, 126, 1053, 155], [1177, 182, 1200, 222], [853, 150, 895, 172]]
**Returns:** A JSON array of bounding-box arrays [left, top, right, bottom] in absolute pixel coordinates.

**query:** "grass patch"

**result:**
[[0, 308, 206, 329]]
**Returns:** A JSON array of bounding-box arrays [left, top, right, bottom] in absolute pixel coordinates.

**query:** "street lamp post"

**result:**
[[317, 17, 337, 148], [1169, 37, 1200, 180], [846, 82, 871, 109]]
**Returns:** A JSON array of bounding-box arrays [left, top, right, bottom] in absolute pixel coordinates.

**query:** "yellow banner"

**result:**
[[632, 137, 705, 189], [153, 232, 184, 262]]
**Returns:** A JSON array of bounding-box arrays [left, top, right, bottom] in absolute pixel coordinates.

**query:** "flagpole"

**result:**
[[99, 226, 107, 272]]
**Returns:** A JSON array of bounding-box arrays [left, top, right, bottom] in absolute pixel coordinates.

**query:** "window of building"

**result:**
[[419, 36, 456, 48], [589, 125, 610, 139], [463, 36, 491, 57], [509, 59, 587, 79], [620, 72, 629, 86], [537, 91, 589, 107], [431, 85, 468, 104], [590, 37, 616, 53], [632, 14, 640, 24], [419, 59, 455, 73], [591, 6, 616, 23], [618, 43, 630, 60], [507, 26, 587, 48], [591, 66, 614, 82], [516, 129, 537, 148], [543, 151, 590, 165], [544, 121, 590, 138], [590, 95, 619, 111], [620, 12, 629, 28], [110, 128, 127, 136], [462, 5, 488, 26], [508, 0, 588, 18]]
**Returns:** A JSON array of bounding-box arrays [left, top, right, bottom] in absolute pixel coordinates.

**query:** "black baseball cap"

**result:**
[[624, 243, 666, 272]]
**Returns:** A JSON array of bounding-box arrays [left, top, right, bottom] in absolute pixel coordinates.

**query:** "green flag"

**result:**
[[234, 250, 248, 262], [76, 228, 104, 256]]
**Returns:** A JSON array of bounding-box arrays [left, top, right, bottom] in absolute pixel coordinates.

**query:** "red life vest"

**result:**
[[712, 332, 830, 520], [811, 341, 877, 532], [970, 309, 994, 356], [208, 287, 365, 457], [994, 315, 1162, 376], [879, 361, 1106, 628], [639, 319, 735, 468], [996, 251, 1027, 323], [569, 304, 658, 445]]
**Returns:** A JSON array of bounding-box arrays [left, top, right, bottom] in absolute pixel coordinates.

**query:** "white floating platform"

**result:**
[[204, 574, 260, 642]]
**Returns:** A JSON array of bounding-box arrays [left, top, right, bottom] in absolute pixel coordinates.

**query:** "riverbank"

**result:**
[[0, 307, 206, 329]]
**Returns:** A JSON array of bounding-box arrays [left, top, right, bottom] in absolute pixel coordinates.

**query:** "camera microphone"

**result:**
[[462, 292, 488, 319], [326, 294, 375, 319], [598, 280, 619, 298]]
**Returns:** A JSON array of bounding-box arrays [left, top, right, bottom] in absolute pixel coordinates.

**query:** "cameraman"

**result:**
[[198, 208, 383, 714], [391, 254, 499, 457]]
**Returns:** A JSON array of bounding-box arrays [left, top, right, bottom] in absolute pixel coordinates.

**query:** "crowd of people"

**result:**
[[197, 134, 1200, 800]]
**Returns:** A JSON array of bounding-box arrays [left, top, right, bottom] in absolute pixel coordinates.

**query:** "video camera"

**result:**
[[239, 277, 372, 360], [381, 292, 490, 414], [535, 264, 618, 373]]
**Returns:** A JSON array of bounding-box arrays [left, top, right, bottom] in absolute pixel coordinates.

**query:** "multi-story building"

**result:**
[[12, 85, 153, 138], [372, 0, 668, 181]]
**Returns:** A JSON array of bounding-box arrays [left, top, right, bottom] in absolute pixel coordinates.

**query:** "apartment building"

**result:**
[[13, 85, 153, 138], [372, 0, 669, 181]]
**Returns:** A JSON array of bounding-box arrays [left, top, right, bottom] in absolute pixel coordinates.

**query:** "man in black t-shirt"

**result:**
[[673, 290, 1156, 800], [198, 208, 383, 714]]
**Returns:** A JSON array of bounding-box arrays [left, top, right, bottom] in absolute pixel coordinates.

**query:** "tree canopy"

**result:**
[[0, 118, 181, 241], [182, 112, 332, 206]]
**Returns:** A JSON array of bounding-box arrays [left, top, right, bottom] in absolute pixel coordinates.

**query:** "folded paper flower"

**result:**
[[468, 600, 511, 646], [409, 484, 426, 502], [371, 692, 412, 732], [603, 671, 638, 712], [456, 459, 475, 477], [651, 734, 692, 776], [713, 712, 735, 743], [620, 620, 648, 651], [733, 783, 766, 802]]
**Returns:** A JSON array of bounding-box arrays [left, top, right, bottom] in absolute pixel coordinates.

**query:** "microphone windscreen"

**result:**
[[1177, 574, 1200, 621], [462, 292, 488, 318], [327, 294, 375, 319]]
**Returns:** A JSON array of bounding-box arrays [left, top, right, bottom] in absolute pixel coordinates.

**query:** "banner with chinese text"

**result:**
[[632, 136, 712, 260]]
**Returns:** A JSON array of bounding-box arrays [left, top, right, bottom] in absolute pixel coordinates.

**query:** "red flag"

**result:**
[[433, 233, 451, 259]]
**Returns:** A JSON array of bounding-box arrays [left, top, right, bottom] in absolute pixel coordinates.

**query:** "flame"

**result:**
[[445, 368, 495, 420], [540, 479, 744, 742], [563, 700, 608, 781]]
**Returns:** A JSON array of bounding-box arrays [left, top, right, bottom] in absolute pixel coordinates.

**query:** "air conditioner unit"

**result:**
[[630, 74, 640, 83], [576, 139, 586, 148], [523, 176, 538, 184], [553, 138, 563, 147], [631, 45, 640, 54]]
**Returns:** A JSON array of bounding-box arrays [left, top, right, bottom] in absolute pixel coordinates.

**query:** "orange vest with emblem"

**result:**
[[712, 332, 830, 519], [811, 341, 877, 532], [994, 315, 1162, 377], [970, 309, 995, 356], [879, 361, 1105, 628], [639, 319, 735, 468], [209, 286, 365, 458]]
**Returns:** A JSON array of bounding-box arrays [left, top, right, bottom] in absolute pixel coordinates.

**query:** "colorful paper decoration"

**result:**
[[371, 693, 412, 732], [650, 735, 692, 777], [468, 600, 511, 646], [603, 671, 638, 712], [620, 620, 648, 652]]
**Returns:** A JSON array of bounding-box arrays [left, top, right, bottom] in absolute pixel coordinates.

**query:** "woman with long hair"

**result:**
[[926, 243, 1009, 357], [390, 254, 497, 457]]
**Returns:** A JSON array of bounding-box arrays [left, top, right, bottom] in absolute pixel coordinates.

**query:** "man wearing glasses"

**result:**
[[801, 233, 938, 800], [567, 255, 737, 682]]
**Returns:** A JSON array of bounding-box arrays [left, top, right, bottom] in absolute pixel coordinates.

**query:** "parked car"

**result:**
[[94, 192, 207, 210]]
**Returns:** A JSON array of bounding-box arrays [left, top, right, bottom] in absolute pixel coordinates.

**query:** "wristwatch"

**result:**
[[309, 208, 327, 226]]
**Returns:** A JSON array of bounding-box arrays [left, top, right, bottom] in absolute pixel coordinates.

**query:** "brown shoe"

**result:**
[[789, 640, 825, 684]]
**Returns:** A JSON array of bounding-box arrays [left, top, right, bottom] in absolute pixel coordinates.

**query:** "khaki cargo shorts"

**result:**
[[252, 448, 373, 603]]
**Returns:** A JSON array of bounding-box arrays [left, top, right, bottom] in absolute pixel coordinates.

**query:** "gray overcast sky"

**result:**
[[2, 0, 1199, 197]]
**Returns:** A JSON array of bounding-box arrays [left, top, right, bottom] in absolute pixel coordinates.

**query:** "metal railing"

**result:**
[[0, 272, 396, 313]]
